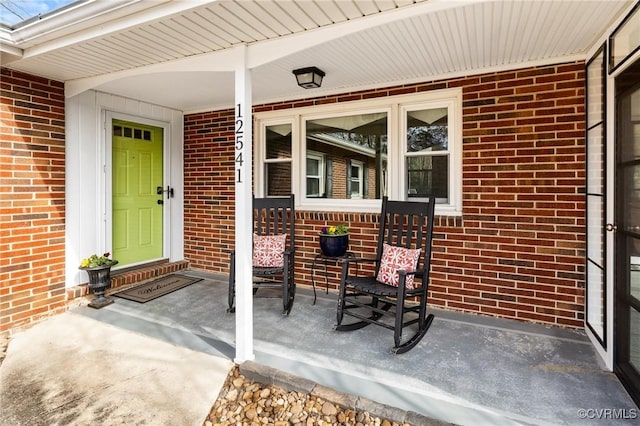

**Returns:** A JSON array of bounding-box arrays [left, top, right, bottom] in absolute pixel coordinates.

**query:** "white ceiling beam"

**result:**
[[65, 43, 243, 98]]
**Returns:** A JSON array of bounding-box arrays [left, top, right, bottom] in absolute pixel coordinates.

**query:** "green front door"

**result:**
[[112, 120, 164, 266]]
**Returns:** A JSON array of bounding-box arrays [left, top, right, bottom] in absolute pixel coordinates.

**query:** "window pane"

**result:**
[[305, 112, 387, 199], [306, 155, 324, 197], [407, 155, 448, 201], [630, 308, 640, 371], [620, 90, 640, 163], [266, 124, 291, 159], [407, 108, 448, 153], [587, 261, 605, 339], [307, 178, 320, 196], [587, 50, 604, 127], [265, 162, 291, 196], [587, 126, 604, 194], [622, 165, 640, 233], [610, 4, 640, 70], [307, 157, 319, 175]]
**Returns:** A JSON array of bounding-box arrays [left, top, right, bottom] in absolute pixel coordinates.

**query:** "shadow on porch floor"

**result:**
[[78, 270, 637, 426]]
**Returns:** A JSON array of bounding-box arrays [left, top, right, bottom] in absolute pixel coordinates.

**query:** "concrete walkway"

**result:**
[[0, 312, 233, 426]]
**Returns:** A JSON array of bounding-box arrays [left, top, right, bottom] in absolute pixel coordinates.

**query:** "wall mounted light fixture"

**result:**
[[292, 66, 325, 89]]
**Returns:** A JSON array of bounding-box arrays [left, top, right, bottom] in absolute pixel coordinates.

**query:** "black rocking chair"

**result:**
[[335, 196, 436, 353], [227, 194, 296, 316]]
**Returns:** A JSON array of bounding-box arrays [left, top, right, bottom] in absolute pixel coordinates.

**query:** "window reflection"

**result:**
[[406, 108, 449, 201], [265, 124, 292, 196], [305, 113, 387, 199]]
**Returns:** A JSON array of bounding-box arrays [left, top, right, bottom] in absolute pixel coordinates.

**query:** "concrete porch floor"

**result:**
[[78, 270, 636, 426]]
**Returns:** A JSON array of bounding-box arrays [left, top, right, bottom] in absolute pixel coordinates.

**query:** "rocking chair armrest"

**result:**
[[398, 269, 425, 282]]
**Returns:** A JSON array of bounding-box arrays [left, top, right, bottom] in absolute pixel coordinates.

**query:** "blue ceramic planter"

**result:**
[[319, 233, 349, 257]]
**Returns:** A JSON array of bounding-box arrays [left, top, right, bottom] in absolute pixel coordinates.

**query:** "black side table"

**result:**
[[311, 251, 356, 304]]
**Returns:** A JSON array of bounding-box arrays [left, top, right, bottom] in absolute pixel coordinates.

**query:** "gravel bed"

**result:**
[[204, 366, 410, 426]]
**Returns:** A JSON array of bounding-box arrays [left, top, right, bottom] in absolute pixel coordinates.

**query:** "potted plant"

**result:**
[[79, 252, 118, 308], [319, 224, 349, 257]]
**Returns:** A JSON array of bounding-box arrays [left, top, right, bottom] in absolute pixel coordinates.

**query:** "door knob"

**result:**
[[605, 223, 618, 232]]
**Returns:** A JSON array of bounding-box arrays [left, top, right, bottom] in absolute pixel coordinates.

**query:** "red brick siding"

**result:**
[[0, 68, 66, 335], [184, 62, 585, 328], [183, 109, 236, 272]]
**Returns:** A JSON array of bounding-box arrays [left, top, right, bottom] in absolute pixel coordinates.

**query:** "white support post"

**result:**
[[234, 45, 254, 363]]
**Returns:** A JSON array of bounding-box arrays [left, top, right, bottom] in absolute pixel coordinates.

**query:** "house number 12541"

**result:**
[[235, 103, 244, 183]]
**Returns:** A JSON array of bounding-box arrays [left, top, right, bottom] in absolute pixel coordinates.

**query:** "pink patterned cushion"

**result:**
[[376, 243, 421, 289], [253, 234, 287, 267]]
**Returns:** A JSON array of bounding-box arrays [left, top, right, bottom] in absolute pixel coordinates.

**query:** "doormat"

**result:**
[[113, 274, 202, 303]]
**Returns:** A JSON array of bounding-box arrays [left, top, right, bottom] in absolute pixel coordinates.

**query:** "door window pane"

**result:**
[[587, 126, 604, 194], [630, 308, 640, 371], [587, 51, 604, 127], [631, 250, 640, 301], [622, 165, 640, 233], [305, 113, 387, 200], [587, 195, 604, 261], [587, 261, 605, 339], [610, 3, 640, 71], [620, 90, 640, 162]]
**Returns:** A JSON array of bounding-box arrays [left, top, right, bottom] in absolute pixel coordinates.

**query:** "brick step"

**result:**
[[67, 260, 189, 301]]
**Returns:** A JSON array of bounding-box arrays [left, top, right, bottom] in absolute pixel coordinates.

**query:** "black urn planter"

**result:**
[[319, 234, 349, 257], [80, 261, 118, 308]]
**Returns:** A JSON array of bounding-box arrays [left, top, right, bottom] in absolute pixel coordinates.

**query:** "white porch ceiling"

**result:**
[[1, 0, 633, 113]]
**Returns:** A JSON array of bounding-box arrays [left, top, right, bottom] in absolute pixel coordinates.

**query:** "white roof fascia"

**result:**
[[14, 0, 212, 57], [9, 0, 140, 45], [0, 29, 21, 55]]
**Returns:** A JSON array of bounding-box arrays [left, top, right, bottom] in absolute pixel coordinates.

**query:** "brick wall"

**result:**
[[184, 62, 585, 328], [0, 68, 66, 335]]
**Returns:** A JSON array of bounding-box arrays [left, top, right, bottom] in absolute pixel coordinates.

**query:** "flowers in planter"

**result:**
[[320, 224, 349, 235], [79, 252, 117, 269]]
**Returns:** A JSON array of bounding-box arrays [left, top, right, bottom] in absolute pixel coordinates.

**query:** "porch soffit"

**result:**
[[1, 0, 633, 113]]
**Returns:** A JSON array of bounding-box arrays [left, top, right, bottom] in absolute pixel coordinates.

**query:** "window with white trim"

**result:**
[[255, 89, 462, 214], [401, 104, 453, 204]]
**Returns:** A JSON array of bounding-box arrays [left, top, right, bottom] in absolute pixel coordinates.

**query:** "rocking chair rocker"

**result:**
[[335, 196, 436, 353]]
